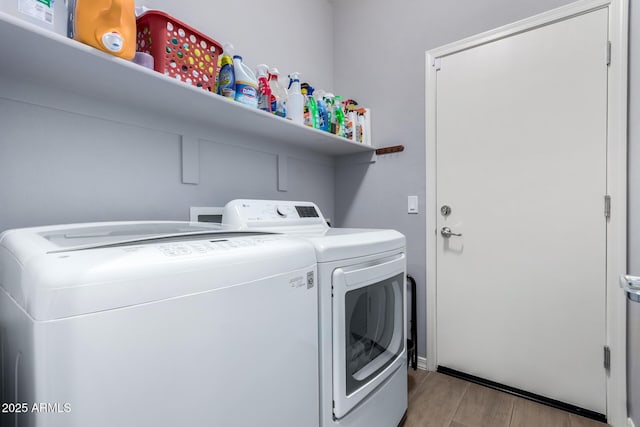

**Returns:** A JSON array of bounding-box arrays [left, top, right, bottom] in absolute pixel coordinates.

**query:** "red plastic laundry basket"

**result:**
[[136, 11, 222, 92]]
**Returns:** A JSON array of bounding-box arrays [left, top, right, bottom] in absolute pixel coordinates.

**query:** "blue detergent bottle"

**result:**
[[217, 43, 235, 99], [315, 90, 329, 132]]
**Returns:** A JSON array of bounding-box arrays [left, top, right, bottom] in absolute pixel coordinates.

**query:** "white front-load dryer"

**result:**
[[223, 200, 408, 427], [0, 221, 319, 427]]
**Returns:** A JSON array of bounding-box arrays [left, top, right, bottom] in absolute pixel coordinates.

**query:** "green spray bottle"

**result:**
[[333, 95, 346, 137], [306, 85, 320, 129]]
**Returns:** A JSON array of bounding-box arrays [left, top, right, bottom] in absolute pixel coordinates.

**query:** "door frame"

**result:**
[[425, 0, 628, 424]]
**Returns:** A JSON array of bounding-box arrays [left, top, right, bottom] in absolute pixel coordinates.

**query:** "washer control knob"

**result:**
[[276, 207, 287, 218]]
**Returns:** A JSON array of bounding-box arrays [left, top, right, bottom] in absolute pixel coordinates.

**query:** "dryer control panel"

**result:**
[[223, 200, 328, 231]]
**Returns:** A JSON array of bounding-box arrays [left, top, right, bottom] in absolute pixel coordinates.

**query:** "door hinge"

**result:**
[[604, 346, 611, 371], [606, 41, 612, 66], [434, 58, 442, 71], [604, 195, 611, 219]]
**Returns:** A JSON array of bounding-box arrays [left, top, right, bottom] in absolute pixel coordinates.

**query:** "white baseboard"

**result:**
[[628, 418, 636, 427], [417, 356, 428, 371]]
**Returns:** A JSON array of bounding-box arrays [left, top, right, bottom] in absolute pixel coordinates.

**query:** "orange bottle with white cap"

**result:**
[[70, 0, 136, 60]]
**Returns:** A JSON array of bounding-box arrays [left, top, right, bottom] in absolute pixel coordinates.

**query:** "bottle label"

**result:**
[[235, 81, 258, 107], [345, 112, 356, 140], [220, 87, 236, 99], [217, 66, 234, 98], [318, 107, 328, 131], [218, 69, 232, 86], [19, 0, 54, 24]]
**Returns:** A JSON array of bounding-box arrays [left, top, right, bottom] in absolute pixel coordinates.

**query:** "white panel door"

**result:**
[[435, 8, 608, 414]]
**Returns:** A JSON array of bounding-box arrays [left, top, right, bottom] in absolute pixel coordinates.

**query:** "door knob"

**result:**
[[441, 227, 462, 238], [620, 275, 640, 302], [620, 275, 640, 291]]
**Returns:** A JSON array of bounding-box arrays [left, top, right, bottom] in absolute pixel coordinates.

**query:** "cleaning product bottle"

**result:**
[[333, 95, 346, 137], [213, 55, 223, 94], [305, 85, 319, 129], [324, 93, 335, 133], [233, 55, 258, 108], [255, 64, 272, 112], [71, 0, 136, 59], [344, 99, 356, 140], [301, 83, 311, 127], [5, 0, 67, 36], [362, 108, 372, 145], [355, 108, 364, 143], [268, 68, 288, 117], [286, 72, 304, 125], [315, 90, 329, 132], [345, 110, 357, 141], [217, 43, 235, 99]]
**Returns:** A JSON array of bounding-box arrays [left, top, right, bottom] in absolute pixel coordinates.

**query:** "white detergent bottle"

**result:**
[[233, 55, 258, 108], [286, 72, 304, 125]]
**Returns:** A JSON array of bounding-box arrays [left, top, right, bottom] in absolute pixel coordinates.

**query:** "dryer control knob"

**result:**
[[276, 207, 287, 218]]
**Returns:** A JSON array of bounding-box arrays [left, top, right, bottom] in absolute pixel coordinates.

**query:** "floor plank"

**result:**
[[403, 372, 470, 427], [451, 382, 515, 427], [408, 368, 430, 399], [569, 414, 609, 427], [509, 398, 571, 427]]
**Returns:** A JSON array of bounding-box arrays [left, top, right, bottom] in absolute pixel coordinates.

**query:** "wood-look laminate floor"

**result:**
[[404, 369, 610, 427]]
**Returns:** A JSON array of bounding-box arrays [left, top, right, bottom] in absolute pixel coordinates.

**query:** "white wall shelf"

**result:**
[[0, 12, 374, 157]]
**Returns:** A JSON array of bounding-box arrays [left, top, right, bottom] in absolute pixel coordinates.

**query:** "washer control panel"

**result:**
[[156, 237, 276, 257]]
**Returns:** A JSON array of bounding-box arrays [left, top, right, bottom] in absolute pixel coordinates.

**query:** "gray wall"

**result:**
[[0, 0, 336, 231], [0, 86, 335, 230]]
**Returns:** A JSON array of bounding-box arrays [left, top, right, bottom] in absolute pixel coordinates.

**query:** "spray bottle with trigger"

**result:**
[[269, 68, 288, 117], [255, 64, 272, 113], [303, 84, 319, 129], [333, 95, 346, 137], [286, 72, 304, 125]]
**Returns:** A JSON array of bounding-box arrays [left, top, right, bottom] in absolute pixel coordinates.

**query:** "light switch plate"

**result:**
[[408, 196, 418, 214]]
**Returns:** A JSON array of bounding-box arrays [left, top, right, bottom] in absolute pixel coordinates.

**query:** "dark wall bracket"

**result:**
[[375, 145, 405, 156]]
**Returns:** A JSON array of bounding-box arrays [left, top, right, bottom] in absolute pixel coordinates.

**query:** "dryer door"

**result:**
[[332, 253, 406, 419]]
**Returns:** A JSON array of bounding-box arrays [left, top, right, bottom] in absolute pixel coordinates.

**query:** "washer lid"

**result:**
[[0, 222, 316, 320], [22, 221, 227, 252], [42, 222, 225, 247]]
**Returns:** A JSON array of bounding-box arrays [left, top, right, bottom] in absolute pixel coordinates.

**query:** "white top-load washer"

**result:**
[[0, 221, 319, 427], [223, 200, 408, 427]]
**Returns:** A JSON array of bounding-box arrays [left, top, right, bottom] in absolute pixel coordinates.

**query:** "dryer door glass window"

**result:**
[[345, 272, 404, 395]]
